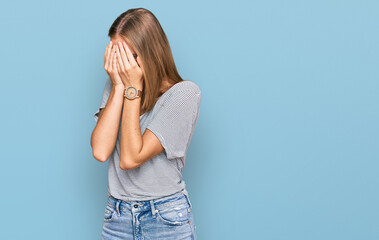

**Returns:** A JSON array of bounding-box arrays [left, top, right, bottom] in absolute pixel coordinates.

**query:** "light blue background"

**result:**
[[1, 0, 378, 239]]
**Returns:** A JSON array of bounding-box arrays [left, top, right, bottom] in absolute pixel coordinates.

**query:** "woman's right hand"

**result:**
[[104, 41, 124, 88]]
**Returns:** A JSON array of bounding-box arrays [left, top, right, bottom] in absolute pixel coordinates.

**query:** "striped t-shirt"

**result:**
[[94, 78, 201, 201]]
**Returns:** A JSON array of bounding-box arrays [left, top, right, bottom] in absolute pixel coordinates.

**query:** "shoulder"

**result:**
[[168, 80, 201, 96], [160, 80, 201, 106]]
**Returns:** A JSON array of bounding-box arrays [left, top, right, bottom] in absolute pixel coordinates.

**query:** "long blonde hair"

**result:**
[[108, 8, 184, 114]]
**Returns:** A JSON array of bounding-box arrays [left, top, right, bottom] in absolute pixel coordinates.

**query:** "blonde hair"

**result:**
[[108, 8, 184, 114]]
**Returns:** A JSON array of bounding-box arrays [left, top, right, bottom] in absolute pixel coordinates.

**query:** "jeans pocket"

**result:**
[[104, 205, 115, 222], [156, 202, 190, 226]]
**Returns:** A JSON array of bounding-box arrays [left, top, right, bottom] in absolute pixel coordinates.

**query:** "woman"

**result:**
[[90, 8, 200, 240]]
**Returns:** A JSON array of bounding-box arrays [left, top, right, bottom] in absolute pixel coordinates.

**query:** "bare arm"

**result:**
[[90, 83, 125, 162], [115, 40, 165, 170], [119, 84, 165, 170]]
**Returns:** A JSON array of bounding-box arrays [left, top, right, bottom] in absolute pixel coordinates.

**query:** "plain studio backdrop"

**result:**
[[0, 0, 378, 239]]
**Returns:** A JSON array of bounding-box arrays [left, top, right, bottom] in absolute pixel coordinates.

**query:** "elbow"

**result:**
[[92, 149, 109, 163], [91, 137, 107, 162], [119, 156, 137, 170]]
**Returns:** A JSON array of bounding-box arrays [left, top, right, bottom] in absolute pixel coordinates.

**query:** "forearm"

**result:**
[[91, 84, 125, 162], [119, 87, 143, 170]]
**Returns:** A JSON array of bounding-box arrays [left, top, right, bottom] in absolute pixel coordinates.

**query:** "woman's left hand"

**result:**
[[115, 41, 143, 89]]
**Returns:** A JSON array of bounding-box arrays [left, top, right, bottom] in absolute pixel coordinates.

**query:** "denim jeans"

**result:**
[[101, 190, 197, 240]]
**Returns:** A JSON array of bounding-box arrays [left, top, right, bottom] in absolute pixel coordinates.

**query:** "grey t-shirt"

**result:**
[[94, 78, 201, 201]]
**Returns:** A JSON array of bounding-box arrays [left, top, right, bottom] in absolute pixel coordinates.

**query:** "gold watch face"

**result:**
[[125, 86, 138, 99]]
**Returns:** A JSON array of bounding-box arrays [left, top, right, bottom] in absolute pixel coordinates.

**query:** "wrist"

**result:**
[[123, 81, 143, 90], [113, 84, 125, 94], [123, 87, 142, 100], [124, 85, 143, 96]]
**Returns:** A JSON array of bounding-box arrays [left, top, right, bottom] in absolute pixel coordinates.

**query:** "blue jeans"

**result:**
[[101, 190, 197, 240]]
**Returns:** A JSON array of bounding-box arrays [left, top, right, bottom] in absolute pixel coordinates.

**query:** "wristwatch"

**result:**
[[124, 86, 142, 100]]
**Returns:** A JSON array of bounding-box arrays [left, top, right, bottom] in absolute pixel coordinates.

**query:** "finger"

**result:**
[[116, 52, 122, 73], [105, 41, 113, 70], [108, 43, 116, 71], [109, 45, 115, 71], [112, 53, 118, 74], [123, 42, 137, 67], [104, 41, 112, 59], [116, 56, 121, 73], [115, 45, 125, 72], [118, 41, 130, 69]]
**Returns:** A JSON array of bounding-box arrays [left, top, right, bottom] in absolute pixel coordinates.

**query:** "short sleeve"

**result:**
[[94, 77, 112, 122], [146, 89, 201, 159]]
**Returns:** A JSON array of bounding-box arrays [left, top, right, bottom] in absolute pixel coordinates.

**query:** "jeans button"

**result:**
[[134, 204, 138, 208]]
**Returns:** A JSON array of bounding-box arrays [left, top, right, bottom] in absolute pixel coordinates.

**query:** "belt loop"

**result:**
[[150, 200, 157, 218], [182, 189, 193, 210], [115, 200, 121, 217]]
